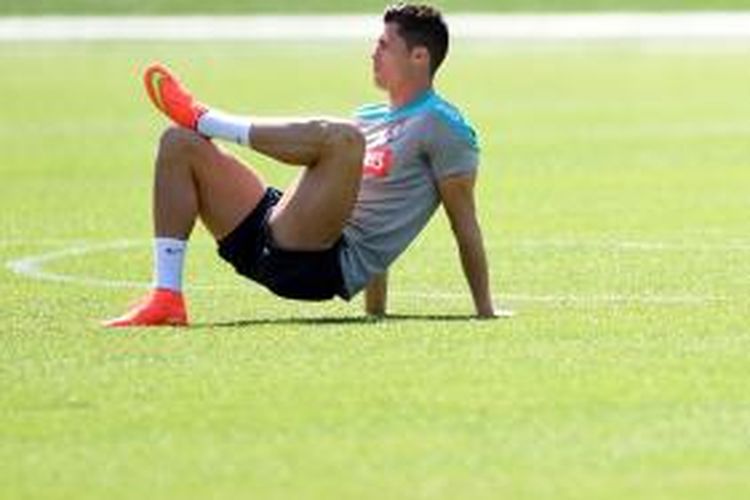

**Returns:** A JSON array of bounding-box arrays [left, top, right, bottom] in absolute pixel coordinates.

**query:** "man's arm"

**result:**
[[437, 172, 495, 318], [364, 272, 388, 317]]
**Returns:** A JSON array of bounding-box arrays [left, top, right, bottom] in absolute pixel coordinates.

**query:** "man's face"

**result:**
[[371, 22, 416, 90]]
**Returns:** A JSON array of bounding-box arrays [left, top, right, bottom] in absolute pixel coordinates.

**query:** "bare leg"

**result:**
[[142, 63, 363, 248], [154, 126, 266, 241], [248, 119, 365, 251], [248, 119, 338, 165], [103, 127, 267, 327]]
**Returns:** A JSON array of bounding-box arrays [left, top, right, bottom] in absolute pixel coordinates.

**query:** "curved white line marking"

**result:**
[[4, 238, 738, 305], [6, 239, 147, 288], [0, 239, 95, 249], [4, 239, 254, 291]]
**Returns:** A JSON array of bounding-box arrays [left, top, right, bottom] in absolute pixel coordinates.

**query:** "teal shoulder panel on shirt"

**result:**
[[355, 103, 389, 120], [355, 91, 479, 150], [355, 90, 435, 122], [429, 95, 479, 150]]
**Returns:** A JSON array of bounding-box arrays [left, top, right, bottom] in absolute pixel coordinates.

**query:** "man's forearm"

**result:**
[[364, 272, 388, 317], [456, 224, 494, 317]]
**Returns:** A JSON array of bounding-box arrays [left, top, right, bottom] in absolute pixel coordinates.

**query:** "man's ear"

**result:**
[[411, 46, 431, 69]]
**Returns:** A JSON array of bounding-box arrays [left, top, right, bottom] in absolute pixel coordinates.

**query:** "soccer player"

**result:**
[[104, 3, 496, 327]]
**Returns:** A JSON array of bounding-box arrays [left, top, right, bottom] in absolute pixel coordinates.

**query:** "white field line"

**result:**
[[1, 13, 750, 41], [397, 291, 728, 305], [3, 239, 740, 305], [509, 239, 750, 252]]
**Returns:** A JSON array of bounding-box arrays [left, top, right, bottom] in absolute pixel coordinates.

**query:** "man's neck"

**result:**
[[388, 81, 433, 109]]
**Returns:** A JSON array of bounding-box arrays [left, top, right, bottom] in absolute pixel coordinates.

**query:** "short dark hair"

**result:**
[[383, 3, 449, 76]]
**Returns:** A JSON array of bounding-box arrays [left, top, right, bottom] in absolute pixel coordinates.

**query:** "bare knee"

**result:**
[[317, 120, 365, 168], [323, 121, 365, 153], [157, 126, 209, 164]]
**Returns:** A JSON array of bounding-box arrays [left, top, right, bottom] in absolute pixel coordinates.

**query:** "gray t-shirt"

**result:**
[[338, 89, 480, 298]]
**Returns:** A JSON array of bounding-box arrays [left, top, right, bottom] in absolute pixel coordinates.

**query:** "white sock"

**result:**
[[197, 109, 252, 146], [154, 238, 187, 292]]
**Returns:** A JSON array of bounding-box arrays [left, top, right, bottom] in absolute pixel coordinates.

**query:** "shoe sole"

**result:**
[[144, 63, 170, 114]]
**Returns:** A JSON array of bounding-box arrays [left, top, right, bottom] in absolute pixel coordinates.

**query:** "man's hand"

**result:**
[[364, 272, 388, 318], [476, 304, 497, 319]]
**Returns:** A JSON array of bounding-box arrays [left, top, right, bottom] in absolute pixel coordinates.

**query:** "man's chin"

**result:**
[[373, 74, 387, 90]]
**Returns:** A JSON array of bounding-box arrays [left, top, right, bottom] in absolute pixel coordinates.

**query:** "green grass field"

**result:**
[[2, 38, 750, 499], [4, 0, 750, 14]]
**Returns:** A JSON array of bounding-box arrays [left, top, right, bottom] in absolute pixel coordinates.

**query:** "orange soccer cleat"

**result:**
[[143, 63, 207, 129], [102, 288, 188, 328]]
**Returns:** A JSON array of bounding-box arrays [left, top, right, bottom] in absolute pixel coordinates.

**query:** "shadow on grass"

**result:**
[[192, 313, 483, 329]]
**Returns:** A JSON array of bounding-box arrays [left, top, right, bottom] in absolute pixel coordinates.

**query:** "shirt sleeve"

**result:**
[[424, 110, 480, 179]]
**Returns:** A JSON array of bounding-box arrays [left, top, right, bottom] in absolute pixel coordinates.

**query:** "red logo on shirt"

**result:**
[[363, 146, 394, 177]]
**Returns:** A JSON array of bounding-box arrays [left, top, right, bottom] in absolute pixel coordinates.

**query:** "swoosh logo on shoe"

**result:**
[[149, 71, 167, 111]]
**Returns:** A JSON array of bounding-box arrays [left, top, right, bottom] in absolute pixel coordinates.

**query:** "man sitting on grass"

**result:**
[[104, 3, 496, 326]]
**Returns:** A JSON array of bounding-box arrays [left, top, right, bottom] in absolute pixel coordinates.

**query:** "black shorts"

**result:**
[[217, 187, 349, 301]]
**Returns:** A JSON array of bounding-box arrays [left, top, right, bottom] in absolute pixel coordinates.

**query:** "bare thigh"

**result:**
[[267, 121, 364, 251], [196, 144, 267, 241]]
